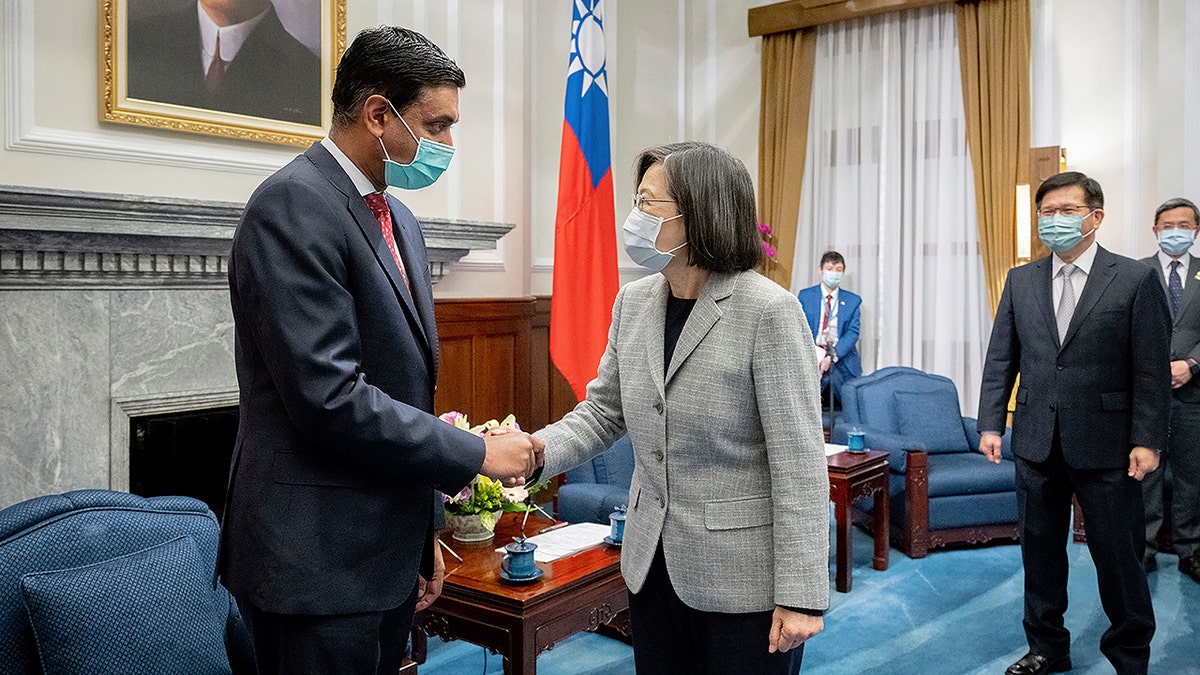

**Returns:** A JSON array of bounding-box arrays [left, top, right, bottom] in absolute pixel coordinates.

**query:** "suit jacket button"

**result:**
[[656, 496, 665, 508], [654, 402, 664, 414], [1057, 366, 1064, 371], [653, 450, 664, 462]]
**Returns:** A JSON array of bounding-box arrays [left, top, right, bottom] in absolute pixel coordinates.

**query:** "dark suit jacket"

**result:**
[[221, 142, 486, 615], [128, 4, 321, 125], [978, 246, 1171, 469], [797, 285, 863, 383], [1141, 253, 1200, 404]]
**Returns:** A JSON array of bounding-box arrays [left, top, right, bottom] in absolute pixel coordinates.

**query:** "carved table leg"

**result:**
[[834, 482, 853, 593], [872, 476, 889, 571]]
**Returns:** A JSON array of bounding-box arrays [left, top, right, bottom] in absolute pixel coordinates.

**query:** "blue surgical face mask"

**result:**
[[822, 271, 843, 289], [379, 101, 455, 190], [623, 208, 685, 272], [1037, 212, 1095, 254], [1158, 229, 1195, 257]]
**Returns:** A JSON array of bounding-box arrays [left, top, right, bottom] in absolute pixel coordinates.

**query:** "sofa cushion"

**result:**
[[21, 535, 232, 675], [926, 454, 1016, 497], [893, 388, 967, 454]]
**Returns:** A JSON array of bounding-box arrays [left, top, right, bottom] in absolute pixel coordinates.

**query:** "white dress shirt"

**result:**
[[1052, 240, 1099, 314], [1157, 249, 1191, 286], [197, 2, 269, 74], [815, 285, 840, 347], [319, 137, 410, 280]]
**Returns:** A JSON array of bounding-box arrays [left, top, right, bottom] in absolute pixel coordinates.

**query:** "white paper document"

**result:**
[[496, 522, 611, 562], [825, 443, 848, 456]]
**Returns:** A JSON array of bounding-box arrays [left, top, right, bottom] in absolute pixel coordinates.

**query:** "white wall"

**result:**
[[0, 0, 765, 299], [1032, 0, 1200, 257]]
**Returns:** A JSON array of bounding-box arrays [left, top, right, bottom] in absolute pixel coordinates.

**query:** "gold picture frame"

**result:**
[[99, 0, 346, 147]]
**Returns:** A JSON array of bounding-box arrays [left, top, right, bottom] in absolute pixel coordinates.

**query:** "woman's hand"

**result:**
[[768, 606, 823, 653]]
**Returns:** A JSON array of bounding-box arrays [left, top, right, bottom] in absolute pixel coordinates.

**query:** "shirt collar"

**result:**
[[1158, 249, 1190, 276], [820, 285, 840, 300], [320, 136, 379, 198], [1052, 239, 1098, 278], [197, 2, 270, 67]]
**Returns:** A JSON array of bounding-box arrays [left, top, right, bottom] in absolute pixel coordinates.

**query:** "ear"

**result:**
[[361, 94, 391, 137]]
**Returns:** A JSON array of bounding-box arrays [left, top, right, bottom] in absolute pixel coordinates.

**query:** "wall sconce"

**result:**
[[1015, 184, 1031, 261]]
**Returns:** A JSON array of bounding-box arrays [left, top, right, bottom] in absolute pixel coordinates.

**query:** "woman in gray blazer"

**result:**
[[535, 142, 829, 673]]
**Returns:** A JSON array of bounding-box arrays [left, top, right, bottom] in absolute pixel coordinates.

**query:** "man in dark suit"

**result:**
[[220, 26, 542, 674], [797, 250, 863, 403], [1140, 197, 1200, 584], [127, 0, 321, 125], [978, 171, 1170, 675]]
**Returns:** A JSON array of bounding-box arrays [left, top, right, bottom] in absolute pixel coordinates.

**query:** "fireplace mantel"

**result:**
[[0, 185, 513, 288]]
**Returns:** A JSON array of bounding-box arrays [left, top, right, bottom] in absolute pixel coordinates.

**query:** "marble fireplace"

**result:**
[[0, 185, 511, 509]]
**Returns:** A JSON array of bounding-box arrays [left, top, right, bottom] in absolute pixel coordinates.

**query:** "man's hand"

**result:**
[[415, 540, 446, 612], [1171, 360, 1193, 389], [979, 432, 1003, 464], [480, 429, 540, 485], [768, 607, 823, 653], [1128, 446, 1160, 481], [819, 355, 832, 375]]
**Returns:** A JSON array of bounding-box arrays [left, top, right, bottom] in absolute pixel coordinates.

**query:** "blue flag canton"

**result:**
[[564, 0, 612, 188]]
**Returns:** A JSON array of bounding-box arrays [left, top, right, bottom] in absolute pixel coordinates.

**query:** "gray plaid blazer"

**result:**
[[537, 270, 830, 613]]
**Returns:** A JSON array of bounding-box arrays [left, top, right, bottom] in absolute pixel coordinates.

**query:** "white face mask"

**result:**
[[622, 208, 685, 272]]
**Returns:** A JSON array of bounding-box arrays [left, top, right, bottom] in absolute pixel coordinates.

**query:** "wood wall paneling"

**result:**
[[433, 297, 579, 434]]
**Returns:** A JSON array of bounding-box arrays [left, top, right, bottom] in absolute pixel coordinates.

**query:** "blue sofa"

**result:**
[[834, 367, 1020, 557], [0, 489, 255, 673], [557, 435, 634, 525]]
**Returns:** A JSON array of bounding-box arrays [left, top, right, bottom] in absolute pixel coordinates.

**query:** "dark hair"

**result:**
[[1154, 197, 1200, 227], [819, 251, 845, 267], [633, 142, 762, 273], [1034, 171, 1104, 210], [331, 26, 466, 128]]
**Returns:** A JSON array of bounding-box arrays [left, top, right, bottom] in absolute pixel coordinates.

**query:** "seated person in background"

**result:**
[[797, 251, 862, 403]]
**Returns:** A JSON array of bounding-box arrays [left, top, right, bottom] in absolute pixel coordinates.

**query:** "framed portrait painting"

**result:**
[[100, 0, 346, 147]]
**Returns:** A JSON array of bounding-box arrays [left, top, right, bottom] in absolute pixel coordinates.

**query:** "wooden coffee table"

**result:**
[[827, 450, 890, 592], [412, 513, 627, 674]]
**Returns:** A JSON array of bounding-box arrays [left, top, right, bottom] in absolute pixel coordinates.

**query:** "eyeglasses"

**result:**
[[1036, 205, 1094, 218], [632, 194, 675, 211]]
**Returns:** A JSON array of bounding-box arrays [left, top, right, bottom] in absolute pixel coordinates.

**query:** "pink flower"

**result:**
[[763, 242, 777, 258], [758, 222, 772, 235], [501, 486, 529, 502]]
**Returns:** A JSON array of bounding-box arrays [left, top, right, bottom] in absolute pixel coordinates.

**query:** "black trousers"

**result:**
[[628, 545, 805, 674], [237, 586, 418, 675], [1016, 434, 1154, 675]]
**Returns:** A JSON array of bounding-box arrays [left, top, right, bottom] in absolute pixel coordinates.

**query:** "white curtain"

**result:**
[[791, 4, 991, 415]]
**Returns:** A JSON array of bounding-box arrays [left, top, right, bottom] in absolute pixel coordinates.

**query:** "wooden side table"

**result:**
[[826, 450, 890, 592]]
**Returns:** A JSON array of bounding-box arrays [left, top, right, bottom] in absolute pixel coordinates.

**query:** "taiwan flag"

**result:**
[[550, 0, 619, 401]]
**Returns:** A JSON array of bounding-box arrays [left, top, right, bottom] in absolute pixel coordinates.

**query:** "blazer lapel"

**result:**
[[389, 195, 438, 364], [1033, 257, 1059, 349], [664, 273, 735, 385], [643, 278, 670, 401], [1060, 247, 1116, 350], [304, 144, 433, 360], [1172, 254, 1200, 325]]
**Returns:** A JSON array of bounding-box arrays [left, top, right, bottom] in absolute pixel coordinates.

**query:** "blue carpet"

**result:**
[[421, 522, 1200, 674]]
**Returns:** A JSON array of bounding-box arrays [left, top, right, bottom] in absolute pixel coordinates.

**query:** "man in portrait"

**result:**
[[127, 0, 321, 125]]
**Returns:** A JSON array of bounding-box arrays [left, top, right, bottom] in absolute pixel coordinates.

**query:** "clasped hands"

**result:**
[[479, 425, 544, 486]]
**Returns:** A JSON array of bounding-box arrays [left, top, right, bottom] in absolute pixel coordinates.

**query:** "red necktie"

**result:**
[[821, 294, 833, 334], [365, 193, 410, 293], [205, 35, 225, 92]]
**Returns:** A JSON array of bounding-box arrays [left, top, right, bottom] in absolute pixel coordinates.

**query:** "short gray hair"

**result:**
[[1154, 197, 1199, 227]]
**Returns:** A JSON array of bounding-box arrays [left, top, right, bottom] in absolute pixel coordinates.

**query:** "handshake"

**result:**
[[479, 426, 545, 486]]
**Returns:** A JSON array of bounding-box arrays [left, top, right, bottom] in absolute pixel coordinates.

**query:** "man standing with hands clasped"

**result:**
[[1140, 197, 1200, 583], [977, 172, 1170, 675], [221, 27, 542, 674]]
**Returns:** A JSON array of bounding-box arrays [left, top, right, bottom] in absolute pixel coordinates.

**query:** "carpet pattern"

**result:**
[[421, 523, 1200, 674]]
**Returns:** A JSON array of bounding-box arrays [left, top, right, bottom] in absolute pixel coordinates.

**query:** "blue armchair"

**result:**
[[0, 489, 255, 673], [557, 435, 634, 524], [834, 367, 1019, 558]]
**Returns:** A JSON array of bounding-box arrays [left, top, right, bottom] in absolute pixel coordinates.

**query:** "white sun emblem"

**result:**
[[567, 0, 608, 98]]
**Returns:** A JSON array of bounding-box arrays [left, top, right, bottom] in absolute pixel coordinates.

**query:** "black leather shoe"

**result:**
[[1180, 552, 1200, 584], [1005, 651, 1072, 675], [1143, 552, 1158, 573]]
